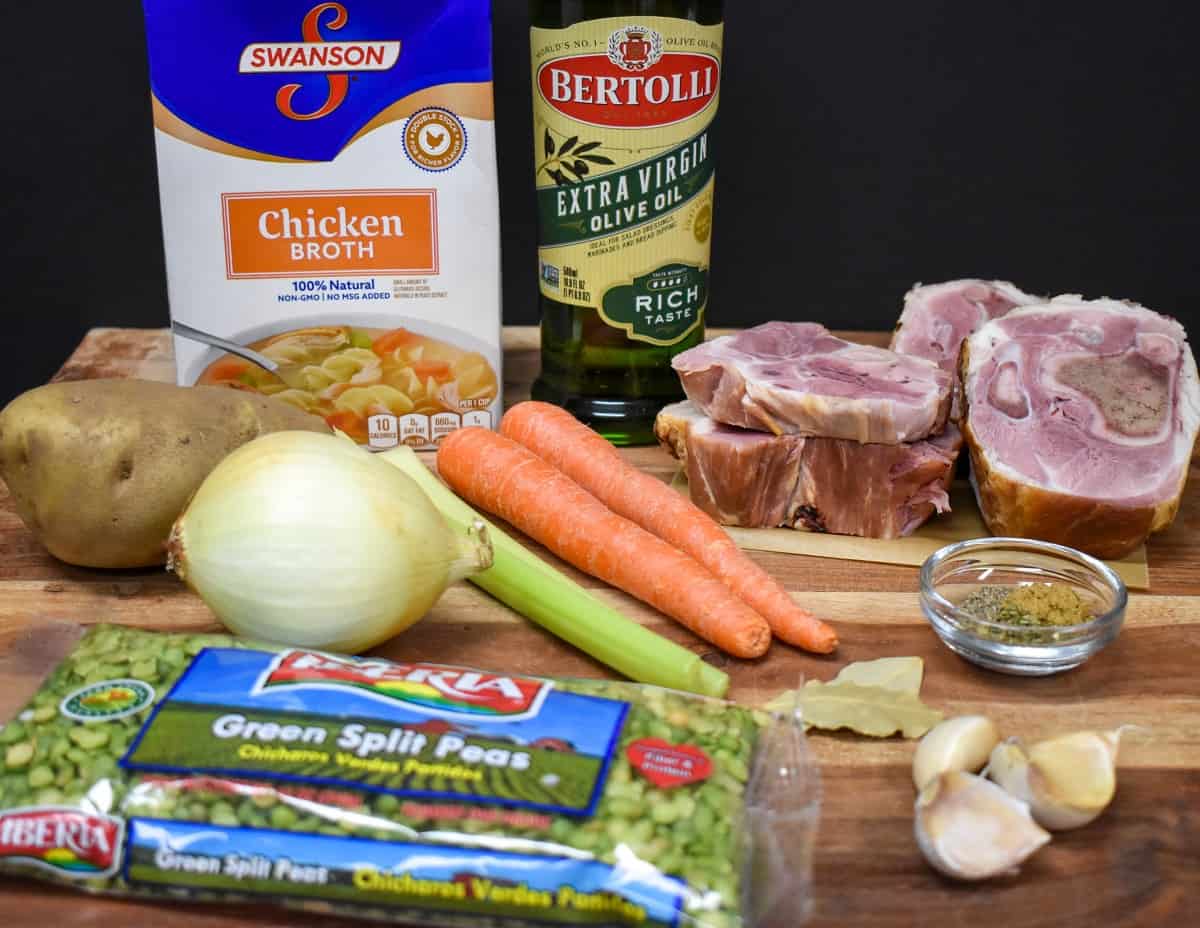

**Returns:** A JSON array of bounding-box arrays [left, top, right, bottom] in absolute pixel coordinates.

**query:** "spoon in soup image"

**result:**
[[173, 320, 317, 390], [189, 322, 499, 443]]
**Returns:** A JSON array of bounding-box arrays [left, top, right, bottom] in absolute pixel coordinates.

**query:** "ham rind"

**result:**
[[671, 322, 953, 444], [892, 279, 1037, 374], [962, 297, 1200, 558], [655, 401, 961, 538]]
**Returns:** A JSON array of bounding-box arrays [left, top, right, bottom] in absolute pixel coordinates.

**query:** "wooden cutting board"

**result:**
[[0, 327, 1196, 927]]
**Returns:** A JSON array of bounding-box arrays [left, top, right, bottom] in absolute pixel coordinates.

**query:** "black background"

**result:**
[[3, 2, 1198, 403]]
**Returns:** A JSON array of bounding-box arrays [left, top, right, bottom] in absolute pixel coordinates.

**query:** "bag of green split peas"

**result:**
[[0, 623, 818, 927]]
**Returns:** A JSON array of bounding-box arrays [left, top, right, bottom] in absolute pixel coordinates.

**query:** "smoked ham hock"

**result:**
[[656, 401, 960, 538], [671, 322, 953, 443], [892, 279, 1036, 376], [962, 297, 1200, 558], [892, 279, 1036, 418]]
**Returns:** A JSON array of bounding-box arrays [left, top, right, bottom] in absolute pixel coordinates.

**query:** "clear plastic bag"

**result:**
[[0, 624, 818, 927], [742, 695, 822, 927]]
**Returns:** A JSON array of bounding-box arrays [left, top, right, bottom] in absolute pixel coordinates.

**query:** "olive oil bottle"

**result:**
[[530, 0, 724, 444]]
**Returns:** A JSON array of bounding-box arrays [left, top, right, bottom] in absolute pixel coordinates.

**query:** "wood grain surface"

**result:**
[[0, 328, 1197, 927]]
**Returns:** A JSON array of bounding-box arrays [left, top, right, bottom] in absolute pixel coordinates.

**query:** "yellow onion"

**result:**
[[167, 431, 491, 652]]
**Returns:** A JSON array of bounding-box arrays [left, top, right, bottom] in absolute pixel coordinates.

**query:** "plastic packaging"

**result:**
[[742, 694, 821, 926], [0, 624, 807, 926]]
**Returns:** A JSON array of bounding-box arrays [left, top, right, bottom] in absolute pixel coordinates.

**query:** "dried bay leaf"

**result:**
[[762, 689, 800, 717], [761, 656, 939, 739], [796, 680, 943, 739], [832, 656, 924, 696]]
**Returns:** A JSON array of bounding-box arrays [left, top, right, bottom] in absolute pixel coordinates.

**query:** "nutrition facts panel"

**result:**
[[369, 410, 494, 449]]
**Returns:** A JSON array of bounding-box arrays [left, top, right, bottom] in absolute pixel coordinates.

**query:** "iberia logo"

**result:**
[[537, 25, 719, 129], [0, 808, 123, 879], [60, 679, 155, 722], [238, 2, 402, 121], [252, 651, 552, 721]]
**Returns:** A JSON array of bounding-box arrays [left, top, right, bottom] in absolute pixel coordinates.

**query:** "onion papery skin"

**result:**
[[169, 431, 489, 652]]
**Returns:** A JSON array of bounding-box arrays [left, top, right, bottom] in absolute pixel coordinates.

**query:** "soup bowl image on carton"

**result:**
[[142, 0, 501, 449], [181, 313, 501, 449]]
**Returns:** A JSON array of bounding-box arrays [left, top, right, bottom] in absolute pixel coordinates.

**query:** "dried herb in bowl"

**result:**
[[957, 584, 1094, 645]]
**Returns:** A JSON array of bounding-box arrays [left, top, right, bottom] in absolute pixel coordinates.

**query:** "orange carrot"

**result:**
[[437, 428, 771, 659], [199, 357, 250, 383], [371, 328, 419, 355], [500, 401, 838, 654], [410, 360, 454, 383], [325, 410, 367, 441]]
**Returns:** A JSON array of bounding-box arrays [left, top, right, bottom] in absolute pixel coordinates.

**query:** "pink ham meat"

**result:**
[[892, 279, 1037, 375], [655, 401, 961, 538], [962, 297, 1200, 558], [671, 322, 953, 444], [890, 279, 1037, 462]]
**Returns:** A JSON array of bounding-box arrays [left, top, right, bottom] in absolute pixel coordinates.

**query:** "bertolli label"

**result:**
[[531, 16, 722, 346]]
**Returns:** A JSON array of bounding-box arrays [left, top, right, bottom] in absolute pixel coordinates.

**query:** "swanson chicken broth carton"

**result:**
[[142, 1, 501, 449]]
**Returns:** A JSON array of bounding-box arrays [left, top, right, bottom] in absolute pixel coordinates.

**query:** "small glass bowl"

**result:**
[[919, 537, 1128, 676]]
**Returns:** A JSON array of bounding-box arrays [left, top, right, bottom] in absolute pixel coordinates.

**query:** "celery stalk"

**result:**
[[380, 447, 729, 698]]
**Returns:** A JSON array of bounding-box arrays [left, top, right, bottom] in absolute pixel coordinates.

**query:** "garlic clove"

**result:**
[[915, 771, 1051, 881], [1030, 730, 1120, 830], [987, 729, 1123, 831], [985, 738, 1032, 801], [912, 715, 1000, 791]]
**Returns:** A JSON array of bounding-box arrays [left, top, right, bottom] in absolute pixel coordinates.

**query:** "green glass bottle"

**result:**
[[529, 0, 724, 444]]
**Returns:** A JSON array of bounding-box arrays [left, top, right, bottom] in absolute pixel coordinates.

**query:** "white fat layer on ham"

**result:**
[[964, 296, 1200, 508]]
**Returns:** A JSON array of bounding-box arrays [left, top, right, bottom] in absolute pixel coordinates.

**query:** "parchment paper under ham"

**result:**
[[672, 322, 953, 444], [962, 296, 1200, 558]]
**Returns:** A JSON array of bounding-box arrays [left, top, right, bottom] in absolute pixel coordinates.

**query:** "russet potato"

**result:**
[[0, 380, 329, 568]]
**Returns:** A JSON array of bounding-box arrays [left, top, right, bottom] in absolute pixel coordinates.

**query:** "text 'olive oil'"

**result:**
[[530, 1, 724, 444]]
